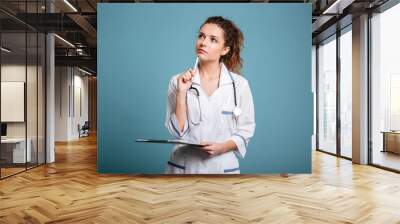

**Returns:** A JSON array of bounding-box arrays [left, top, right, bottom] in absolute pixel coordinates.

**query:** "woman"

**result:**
[[165, 16, 255, 174]]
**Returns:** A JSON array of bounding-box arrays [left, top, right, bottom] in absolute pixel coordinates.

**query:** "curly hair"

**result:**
[[200, 16, 244, 75]]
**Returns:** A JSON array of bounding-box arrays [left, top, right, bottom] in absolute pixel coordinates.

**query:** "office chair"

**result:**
[[78, 121, 90, 138]]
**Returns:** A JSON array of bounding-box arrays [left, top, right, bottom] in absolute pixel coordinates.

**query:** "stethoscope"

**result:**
[[187, 59, 242, 124]]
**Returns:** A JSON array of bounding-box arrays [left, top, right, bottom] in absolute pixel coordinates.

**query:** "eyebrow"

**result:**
[[199, 32, 219, 39]]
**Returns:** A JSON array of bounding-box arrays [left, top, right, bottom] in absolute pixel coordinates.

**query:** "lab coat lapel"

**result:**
[[192, 66, 201, 86], [219, 63, 233, 86]]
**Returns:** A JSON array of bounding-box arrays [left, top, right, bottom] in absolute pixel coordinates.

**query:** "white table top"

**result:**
[[1, 138, 30, 143]]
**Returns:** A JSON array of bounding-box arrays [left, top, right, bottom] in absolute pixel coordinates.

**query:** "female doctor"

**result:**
[[165, 16, 255, 174]]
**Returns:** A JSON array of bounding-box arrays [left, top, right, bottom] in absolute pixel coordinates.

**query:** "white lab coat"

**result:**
[[164, 63, 255, 174]]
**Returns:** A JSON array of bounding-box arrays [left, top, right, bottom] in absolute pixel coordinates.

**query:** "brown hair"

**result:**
[[200, 16, 244, 75]]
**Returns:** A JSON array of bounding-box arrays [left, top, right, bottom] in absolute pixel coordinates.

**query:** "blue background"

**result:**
[[98, 3, 312, 174]]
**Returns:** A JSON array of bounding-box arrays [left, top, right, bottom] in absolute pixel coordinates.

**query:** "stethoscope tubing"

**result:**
[[186, 71, 239, 124]]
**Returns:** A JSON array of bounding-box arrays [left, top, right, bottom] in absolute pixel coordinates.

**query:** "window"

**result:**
[[371, 2, 400, 171], [317, 35, 337, 154], [339, 27, 352, 158]]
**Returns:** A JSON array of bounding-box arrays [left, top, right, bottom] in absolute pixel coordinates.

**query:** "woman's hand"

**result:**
[[177, 69, 195, 95], [175, 69, 195, 132], [199, 140, 238, 157], [200, 141, 227, 157]]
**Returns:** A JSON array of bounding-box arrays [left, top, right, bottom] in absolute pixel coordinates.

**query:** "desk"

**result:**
[[1, 138, 31, 163], [381, 131, 400, 154]]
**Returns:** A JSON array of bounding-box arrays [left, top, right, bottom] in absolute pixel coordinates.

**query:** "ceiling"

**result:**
[[0, 0, 393, 75]]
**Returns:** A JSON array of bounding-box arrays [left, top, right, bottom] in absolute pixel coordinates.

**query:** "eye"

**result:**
[[198, 33, 205, 39], [211, 37, 218, 43]]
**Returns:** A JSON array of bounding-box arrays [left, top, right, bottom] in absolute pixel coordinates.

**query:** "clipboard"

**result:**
[[136, 139, 204, 147]]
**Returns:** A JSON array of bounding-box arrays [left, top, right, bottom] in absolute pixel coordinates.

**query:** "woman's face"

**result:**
[[195, 23, 230, 63]]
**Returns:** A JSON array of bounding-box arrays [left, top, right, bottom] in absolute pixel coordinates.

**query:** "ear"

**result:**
[[221, 46, 230, 56]]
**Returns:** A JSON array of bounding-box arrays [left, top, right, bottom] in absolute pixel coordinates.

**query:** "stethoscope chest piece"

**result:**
[[233, 107, 242, 117]]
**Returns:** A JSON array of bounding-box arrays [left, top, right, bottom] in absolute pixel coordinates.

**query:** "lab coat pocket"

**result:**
[[219, 105, 235, 133], [186, 92, 201, 125]]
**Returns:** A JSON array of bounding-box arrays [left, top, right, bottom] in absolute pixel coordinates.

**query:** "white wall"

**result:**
[[1, 65, 41, 137], [55, 66, 69, 141], [70, 72, 89, 139], [1, 66, 26, 136], [55, 67, 89, 141]]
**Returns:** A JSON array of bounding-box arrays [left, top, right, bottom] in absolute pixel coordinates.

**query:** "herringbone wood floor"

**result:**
[[1, 134, 400, 224]]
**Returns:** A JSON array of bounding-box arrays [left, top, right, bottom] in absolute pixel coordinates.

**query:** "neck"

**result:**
[[199, 60, 220, 80]]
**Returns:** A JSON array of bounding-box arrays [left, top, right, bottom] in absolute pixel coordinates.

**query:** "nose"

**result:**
[[200, 38, 206, 47]]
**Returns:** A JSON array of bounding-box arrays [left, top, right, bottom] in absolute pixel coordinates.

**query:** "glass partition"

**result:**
[[0, 1, 46, 179], [1, 30, 28, 177], [26, 30, 38, 169], [317, 35, 337, 155]]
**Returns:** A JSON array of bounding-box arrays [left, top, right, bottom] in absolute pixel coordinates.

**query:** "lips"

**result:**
[[197, 49, 207, 54]]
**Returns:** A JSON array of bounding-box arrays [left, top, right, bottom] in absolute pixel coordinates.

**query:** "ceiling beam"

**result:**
[[67, 13, 97, 46]]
